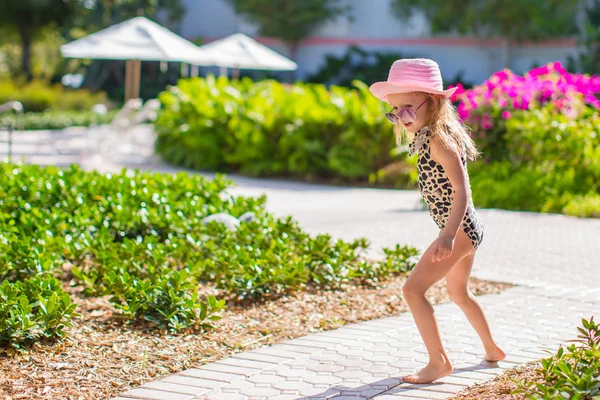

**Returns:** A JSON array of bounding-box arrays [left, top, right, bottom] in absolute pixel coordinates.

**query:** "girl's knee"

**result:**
[[402, 280, 426, 299], [447, 287, 472, 306]]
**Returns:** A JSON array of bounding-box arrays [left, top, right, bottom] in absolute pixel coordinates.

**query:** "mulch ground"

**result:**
[[449, 361, 543, 400], [0, 276, 512, 400]]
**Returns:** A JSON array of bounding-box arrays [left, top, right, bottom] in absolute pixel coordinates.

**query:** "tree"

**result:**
[[223, 0, 352, 74], [390, 0, 580, 68], [74, 0, 185, 31], [0, 0, 78, 80], [569, 0, 600, 74]]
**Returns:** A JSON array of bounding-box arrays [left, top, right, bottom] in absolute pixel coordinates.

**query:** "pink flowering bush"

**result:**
[[450, 62, 600, 161]]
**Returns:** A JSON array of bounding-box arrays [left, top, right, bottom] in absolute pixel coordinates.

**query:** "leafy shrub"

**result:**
[[0, 110, 117, 130], [0, 163, 419, 341], [513, 317, 600, 399], [469, 103, 600, 216], [154, 75, 405, 183], [0, 276, 79, 350], [0, 80, 110, 113], [563, 193, 600, 218]]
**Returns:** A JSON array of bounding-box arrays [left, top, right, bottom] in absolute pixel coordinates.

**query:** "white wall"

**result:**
[[179, 0, 579, 84]]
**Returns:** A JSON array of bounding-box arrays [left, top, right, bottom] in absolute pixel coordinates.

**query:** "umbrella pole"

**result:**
[[125, 60, 132, 101], [133, 59, 141, 98]]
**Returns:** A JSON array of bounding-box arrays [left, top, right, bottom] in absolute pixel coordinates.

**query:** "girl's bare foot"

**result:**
[[484, 344, 506, 362], [402, 361, 453, 384]]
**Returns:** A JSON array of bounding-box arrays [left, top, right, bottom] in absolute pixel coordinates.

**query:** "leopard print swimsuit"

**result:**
[[408, 126, 484, 252]]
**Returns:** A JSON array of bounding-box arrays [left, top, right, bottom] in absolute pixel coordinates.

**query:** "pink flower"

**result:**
[[493, 70, 510, 81], [457, 102, 470, 120], [529, 65, 550, 77], [501, 111, 511, 119], [449, 83, 465, 102], [481, 114, 493, 129]]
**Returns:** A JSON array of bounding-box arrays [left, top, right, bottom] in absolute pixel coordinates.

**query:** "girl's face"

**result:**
[[387, 92, 429, 133]]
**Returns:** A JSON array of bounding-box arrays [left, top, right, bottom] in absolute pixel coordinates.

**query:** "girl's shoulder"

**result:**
[[429, 132, 468, 164]]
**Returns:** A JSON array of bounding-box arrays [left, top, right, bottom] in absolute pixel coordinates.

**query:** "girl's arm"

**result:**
[[429, 135, 469, 239]]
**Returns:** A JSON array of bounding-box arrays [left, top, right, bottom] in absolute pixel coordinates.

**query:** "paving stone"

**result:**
[[362, 354, 400, 363], [362, 365, 401, 375], [384, 388, 451, 399], [120, 388, 195, 400], [161, 375, 226, 389], [218, 379, 255, 392], [303, 374, 344, 386], [285, 339, 338, 349], [305, 363, 344, 373], [299, 386, 332, 397], [336, 358, 373, 368], [247, 374, 286, 384], [250, 347, 306, 359], [199, 392, 248, 400], [239, 387, 281, 397], [275, 344, 324, 354], [141, 381, 211, 395], [333, 349, 375, 358], [198, 363, 261, 377], [178, 369, 239, 382], [332, 369, 372, 379], [437, 374, 483, 386], [276, 367, 318, 378], [216, 357, 279, 370], [233, 352, 292, 364], [328, 397, 364, 400], [309, 353, 349, 363], [417, 383, 465, 394]]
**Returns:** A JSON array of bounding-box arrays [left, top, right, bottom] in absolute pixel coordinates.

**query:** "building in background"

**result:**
[[178, 0, 578, 84]]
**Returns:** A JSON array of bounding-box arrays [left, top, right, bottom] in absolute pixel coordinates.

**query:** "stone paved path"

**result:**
[[4, 127, 599, 399], [114, 286, 599, 400]]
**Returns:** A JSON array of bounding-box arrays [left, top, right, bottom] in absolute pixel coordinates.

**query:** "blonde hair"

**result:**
[[393, 93, 481, 161]]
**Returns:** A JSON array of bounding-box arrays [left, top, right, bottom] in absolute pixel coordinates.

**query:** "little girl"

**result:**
[[369, 59, 506, 384]]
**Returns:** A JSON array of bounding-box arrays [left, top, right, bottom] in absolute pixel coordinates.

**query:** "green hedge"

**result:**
[[155, 76, 600, 218], [154, 75, 411, 185], [469, 104, 600, 217], [0, 163, 418, 350], [0, 80, 110, 113], [0, 110, 118, 130]]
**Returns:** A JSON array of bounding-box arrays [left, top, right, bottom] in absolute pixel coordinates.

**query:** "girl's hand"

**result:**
[[431, 232, 455, 262]]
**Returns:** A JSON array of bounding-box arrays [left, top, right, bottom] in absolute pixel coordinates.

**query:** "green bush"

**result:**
[[563, 193, 600, 218], [0, 110, 117, 130], [154, 75, 407, 184], [513, 317, 600, 399], [155, 76, 600, 217], [0, 163, 418, 347], [0, 80, 109, 113], [0, 276, 79, 351], [469, 104, 600, 217]]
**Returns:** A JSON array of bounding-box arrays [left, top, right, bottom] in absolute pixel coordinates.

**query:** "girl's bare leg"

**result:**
[[401, 229, 475, 384], [445, 252, 506, 362]]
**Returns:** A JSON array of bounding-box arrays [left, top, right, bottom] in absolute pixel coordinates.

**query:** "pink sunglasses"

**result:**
[[385, 98, 427, 124]]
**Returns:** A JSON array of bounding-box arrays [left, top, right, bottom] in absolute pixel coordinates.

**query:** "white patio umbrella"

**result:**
[[60, 16, 210, 100], [186, 33, 298, 78]]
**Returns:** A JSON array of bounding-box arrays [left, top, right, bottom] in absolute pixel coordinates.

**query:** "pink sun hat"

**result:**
[[369, 58, 457, 103]]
